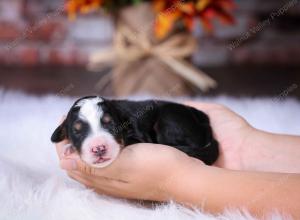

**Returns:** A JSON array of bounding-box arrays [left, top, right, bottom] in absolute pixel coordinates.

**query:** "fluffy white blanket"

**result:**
[[0, 91, 299, 220]]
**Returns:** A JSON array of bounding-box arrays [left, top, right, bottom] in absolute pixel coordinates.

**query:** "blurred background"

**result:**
[[0, 0, 299, 99]]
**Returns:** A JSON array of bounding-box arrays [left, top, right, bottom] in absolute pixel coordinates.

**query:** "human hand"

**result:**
[[184, 102, 256, 170], [56, 138, 201, 201], [54, 101, 257, 201]]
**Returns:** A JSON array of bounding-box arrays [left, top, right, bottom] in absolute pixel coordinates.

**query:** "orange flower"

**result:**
[[65, 0, 235, 39], [154, 6, 182, 39], [153, 0, 235, 39], [66, 0, 103, 19]]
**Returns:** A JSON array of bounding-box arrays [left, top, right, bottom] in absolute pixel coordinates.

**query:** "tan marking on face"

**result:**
[[102, 113, 112, 124], [74, 122, 82, 132]]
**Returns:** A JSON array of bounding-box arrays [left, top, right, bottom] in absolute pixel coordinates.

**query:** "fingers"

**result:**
[[60, 150, 132, 182], [60, 158, 78, 170], [55, 140, 71, 160], [184, 101, 224, 114], [54, 116, 82, 171], [55, 116, 68, 160], [67, 171, 110, 194], [76, 159, 98, 176], [60, 156, 109, 177], [67, 171, 132, 198], [68, 170, 126, 188]]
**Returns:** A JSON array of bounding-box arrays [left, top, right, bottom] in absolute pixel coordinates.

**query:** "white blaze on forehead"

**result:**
[[75, 96, 103, 108], [77, 97, 103, 133]]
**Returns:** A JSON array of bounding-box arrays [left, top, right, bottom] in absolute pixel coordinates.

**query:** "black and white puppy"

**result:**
[[51, 96, 219, 168]]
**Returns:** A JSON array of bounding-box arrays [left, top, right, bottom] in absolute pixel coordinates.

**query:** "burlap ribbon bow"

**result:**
[[88, 24, 217, 92]]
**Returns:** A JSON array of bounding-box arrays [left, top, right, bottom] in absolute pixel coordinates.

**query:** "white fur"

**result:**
[[75, 97, 103, 107], [78, 97, 103, 134], [81, 133, 120, 168], [77, 97, 120, 168], [0, 90, 298, 220]]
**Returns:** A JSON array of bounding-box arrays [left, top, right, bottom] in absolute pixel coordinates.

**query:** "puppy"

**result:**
[[51, 96, 219, 168]]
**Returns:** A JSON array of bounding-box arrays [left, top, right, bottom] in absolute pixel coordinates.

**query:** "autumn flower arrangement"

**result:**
[[66, 0, 235, 96]]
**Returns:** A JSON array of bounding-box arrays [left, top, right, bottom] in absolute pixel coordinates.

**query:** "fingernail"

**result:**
[[60, 159, 77, 171]]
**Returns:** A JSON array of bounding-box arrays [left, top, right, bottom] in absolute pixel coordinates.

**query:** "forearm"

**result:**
[[243, 129, 300, 173], [168, 160, 300, 218]]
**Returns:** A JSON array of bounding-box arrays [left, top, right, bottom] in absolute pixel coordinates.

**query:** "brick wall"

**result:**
[[0, 0, 300, 67]]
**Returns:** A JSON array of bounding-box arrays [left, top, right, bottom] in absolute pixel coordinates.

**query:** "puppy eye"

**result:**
[[102, 113, 112, 124], [73, 121, 82, 134]]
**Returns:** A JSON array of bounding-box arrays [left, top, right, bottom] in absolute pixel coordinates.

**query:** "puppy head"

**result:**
[[51, 96, 123, 168]]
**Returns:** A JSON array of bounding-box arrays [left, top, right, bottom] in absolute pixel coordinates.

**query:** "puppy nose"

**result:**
[[91, 145, 107, 157]]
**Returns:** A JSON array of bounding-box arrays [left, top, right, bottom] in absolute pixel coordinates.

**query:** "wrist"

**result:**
[[165, 160, 231, 213], [242, 129, 300, 172], [240, 128, 272, 171], [164, 158, 209, 204]]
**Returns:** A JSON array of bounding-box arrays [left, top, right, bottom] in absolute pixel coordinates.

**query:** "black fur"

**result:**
[[51, 97, 219, 165]]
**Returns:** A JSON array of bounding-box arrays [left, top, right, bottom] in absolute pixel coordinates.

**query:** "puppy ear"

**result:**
[[51, 119, 68, 143]]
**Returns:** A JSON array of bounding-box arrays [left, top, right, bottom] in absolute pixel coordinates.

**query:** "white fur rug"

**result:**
[[0, 90, 299, 220]]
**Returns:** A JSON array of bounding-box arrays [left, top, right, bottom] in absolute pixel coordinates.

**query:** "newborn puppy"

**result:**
[[51, 96, 219, 168]]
